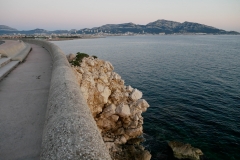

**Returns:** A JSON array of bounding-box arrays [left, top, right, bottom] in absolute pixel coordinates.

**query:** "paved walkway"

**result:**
[[0, 44, 52, 160]]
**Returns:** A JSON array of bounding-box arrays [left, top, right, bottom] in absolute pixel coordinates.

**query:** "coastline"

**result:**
[[47, 36, 106, 41], [68, 54, 152, 160], [1, 34, 239, 43], [52, 35, 240, 159]]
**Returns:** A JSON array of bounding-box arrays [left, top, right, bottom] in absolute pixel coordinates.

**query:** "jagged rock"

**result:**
[[102, 104, 116, 118], [130, 89, 143, 101], [141, 150, 152, 160], [116, 103, 131, 117], [126, 85, 133, 92], [111, 72, 121, 80], [110, 115, 119, 122], [86, 58, 95, 66], [136, 99, 150, 112], [100, 86, 111, 104], [66, 53, 76, 62], [125, 127, 143, 137], [108, 144, 152, 160], [168, 141, 203, 160], [71, 56, 150, 160]]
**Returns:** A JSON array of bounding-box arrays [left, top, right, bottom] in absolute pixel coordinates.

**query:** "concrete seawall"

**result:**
[[23, 40, 111, 160], [0, 40, 31, 62]]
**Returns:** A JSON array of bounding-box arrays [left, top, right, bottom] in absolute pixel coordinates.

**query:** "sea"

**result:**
[[52, 35, 240, 160]]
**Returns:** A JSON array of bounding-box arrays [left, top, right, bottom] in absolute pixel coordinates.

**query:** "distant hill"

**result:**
[[78, 20, 239, 34], [0, 20, 239, 35], [0, 26, 70, 35], [0, 25, 18, 32]]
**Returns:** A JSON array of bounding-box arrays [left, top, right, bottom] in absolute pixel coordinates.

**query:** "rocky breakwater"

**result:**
[[67, 53, 151, 160]]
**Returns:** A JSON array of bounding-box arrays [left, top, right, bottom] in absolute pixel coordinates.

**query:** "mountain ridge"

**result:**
[[0, 25, 18, 32], [0, 19, 239, 35], [84, 19, 237, 34]]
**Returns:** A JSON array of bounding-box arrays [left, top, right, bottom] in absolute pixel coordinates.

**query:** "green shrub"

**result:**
[[71, 60, 80, 66], [70, 52, 89, 66], [76, 52, 89, 61]]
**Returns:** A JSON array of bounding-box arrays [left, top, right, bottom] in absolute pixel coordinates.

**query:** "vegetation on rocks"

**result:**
[[69, 52, 90, 66]]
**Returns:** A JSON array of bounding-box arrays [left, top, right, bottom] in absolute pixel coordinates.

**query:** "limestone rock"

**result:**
[[136, 99, 150, 112], [66, 53, 76, 62], [110, 115, 119, 122], [126, 85, 133, 92], [102, 104, 116, 118], [71, 56, 151, 160], [168, 141, 203, 160], [111, 72, 121, 80], [108, 143, 152, 160], [130, 89, 143, 101], [101, 86, 111, 104], [116, 103, 131, 117], [141, 150, 152, 160], [86, 58, 95, 66], [125, 126, 143, 137]]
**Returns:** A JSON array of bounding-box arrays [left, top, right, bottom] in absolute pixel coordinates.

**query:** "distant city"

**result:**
[[0, 19, 239, 40]]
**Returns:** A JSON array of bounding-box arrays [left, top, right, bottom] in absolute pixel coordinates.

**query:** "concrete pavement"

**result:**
[[0, 44, 52, 160]]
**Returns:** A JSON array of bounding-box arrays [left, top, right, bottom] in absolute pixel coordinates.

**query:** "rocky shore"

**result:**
[[67, 53, 151, 160]]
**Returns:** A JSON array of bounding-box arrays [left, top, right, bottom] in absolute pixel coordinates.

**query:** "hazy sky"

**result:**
[[1, 0, 240, 31]]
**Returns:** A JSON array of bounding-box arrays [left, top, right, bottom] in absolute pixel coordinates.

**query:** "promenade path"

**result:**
[[0, 44, 52, 160]]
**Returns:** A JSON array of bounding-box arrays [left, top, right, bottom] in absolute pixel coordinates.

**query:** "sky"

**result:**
[[1, 0, 240, 32]]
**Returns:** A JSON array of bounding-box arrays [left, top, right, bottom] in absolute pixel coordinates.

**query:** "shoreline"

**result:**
[[47, 36, 106, 41], [69, 54, 151, 160], [1, 34, 239, 42]]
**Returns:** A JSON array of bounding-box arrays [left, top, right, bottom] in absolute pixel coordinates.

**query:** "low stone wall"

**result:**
[[0, 40, 26, 57], [0, 40, 31, 62], [23, 39, 111, 160]]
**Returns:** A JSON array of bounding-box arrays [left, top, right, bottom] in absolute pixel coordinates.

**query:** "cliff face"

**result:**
[[70, 56, 151, 159]]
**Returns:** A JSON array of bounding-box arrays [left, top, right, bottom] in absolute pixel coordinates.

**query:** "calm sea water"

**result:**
[[53, 35, 240, 160]]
